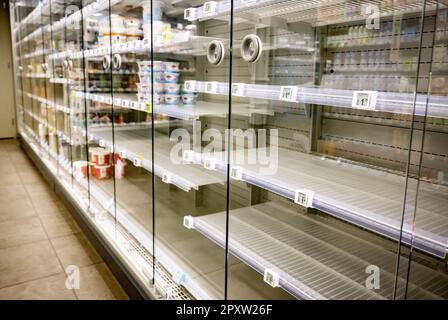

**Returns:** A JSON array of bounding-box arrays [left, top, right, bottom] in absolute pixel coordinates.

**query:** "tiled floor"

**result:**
[[0, 139, 128, 300]]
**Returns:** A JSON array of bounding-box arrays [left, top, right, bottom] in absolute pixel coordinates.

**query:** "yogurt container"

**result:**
[[164, 94, 180, 105], [94, 164, 112, 180], [73, 160, 88, 178], [182, 93, 198, 106], [164, 61, 180, 73], [164, 72, 179, 83], [164, 83, 180, 94]]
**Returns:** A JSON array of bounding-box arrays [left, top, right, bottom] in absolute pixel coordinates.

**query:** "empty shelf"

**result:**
[[88, 127, 224, 191], [188, 202, 448, 300], [190, 81, 448, 119], [187, 148, 448, 258]]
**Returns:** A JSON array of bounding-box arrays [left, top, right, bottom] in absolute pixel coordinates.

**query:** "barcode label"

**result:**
[[230, 166, 243, 180], [183, 150, 194, 162], [294, 189, 314, 208], [203, 1, 217, 15], [183, 215, 194, 229], [231, 83, 245, 97], [204, 81, 218, 94], [263, 269, 280, 287], [352, 91, 378, 110], [184, 80, 196, 92], [184, 8, 197, 21], [279, 86, 298, 102], [204, 157, 216, 170], [162, 172, 172, 184], [133, 156, 142, 167]]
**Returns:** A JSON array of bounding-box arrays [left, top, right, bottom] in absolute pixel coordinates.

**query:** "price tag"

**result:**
[[230, 166, 243, 180], [204, 81, 218, 94], [352, 91, 377, 110], [203, 1, 217, 15], [263, 269, 280, 287], [184, 80, 196, 92], [145, 102, 153, 113], [184, 8, 197, 21], [133, 156, 142, 167], [294, 189, 314, 208], [99, 139, 105, 147], [122, 100, 129, 108], [119, 150, 127, 159], [172, 270, 187, 285], [279, 86, 298, 102], [113, 98, 121, 105], [183, 215, 194, 229], [231, 83, 245, 96], [203, 157, 216, 170], [162, 172, 172, 184], [131, 101, 138, 109], [183, 150, 194, 162]]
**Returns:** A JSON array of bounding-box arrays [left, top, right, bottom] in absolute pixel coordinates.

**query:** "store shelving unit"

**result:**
[[11, 0, 448, 301]]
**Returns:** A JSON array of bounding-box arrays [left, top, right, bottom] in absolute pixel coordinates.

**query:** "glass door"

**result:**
[[152, 0, 232, 299], [395, 0, 448, 300], [219, 0, 445, 300]]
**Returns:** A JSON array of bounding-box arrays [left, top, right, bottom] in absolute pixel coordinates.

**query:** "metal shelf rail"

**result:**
[[188, 81, 448, 118]]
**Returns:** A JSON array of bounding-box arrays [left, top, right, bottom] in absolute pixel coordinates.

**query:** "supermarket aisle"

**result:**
[[0, 139, 128, 300]]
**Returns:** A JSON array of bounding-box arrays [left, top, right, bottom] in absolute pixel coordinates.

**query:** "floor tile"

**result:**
[[0, 199, 37, 222], [0, 158, 16, 173], [18, 170, 44, 184], [0, 216, 47, 249], [39, 210, 81, 239], [0, 272, 76, 300], [74, 264, 128, 300], [24, 180, 54, 197], [0, 185, 29, 203], [0, 172, 23, 186], [51, 233, 102, 269], [0, 240, 63, 288]]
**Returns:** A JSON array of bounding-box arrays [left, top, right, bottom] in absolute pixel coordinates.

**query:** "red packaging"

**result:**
[[94, 164, 112, 180], [95, 149, 111, 165]]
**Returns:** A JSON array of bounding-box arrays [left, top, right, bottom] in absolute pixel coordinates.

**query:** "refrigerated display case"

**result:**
[[9, 0, 448, 300]]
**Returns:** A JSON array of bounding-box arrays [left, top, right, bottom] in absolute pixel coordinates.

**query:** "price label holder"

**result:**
[[113, 98, 121, 106], [184, 80, 197, 92], [88, 134, 95, 142], [184, 8, 197, 21], [204, 81, 218, 94], [183, 215, 194, 229], [99, 139, 105, 147], [203, 1, 217, 16], [183, 150, 194, 162], [230, 166, 243, 180], [294, 189, 314, 208], [231, 83, 245, 97], [263, 269, 280, 287], [204, 157, 216, 170], [133, 155, 142, 167], [352, 90, 378, 110], [119, 150, 127, 159], [279, 86, 298, 102], [172, 270, 187, 285], [162, 172, 172, 184]]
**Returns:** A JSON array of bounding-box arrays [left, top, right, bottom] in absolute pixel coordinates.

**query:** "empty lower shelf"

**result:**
[[187, 148, 448, 258], [188, 202, 448, 300]]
